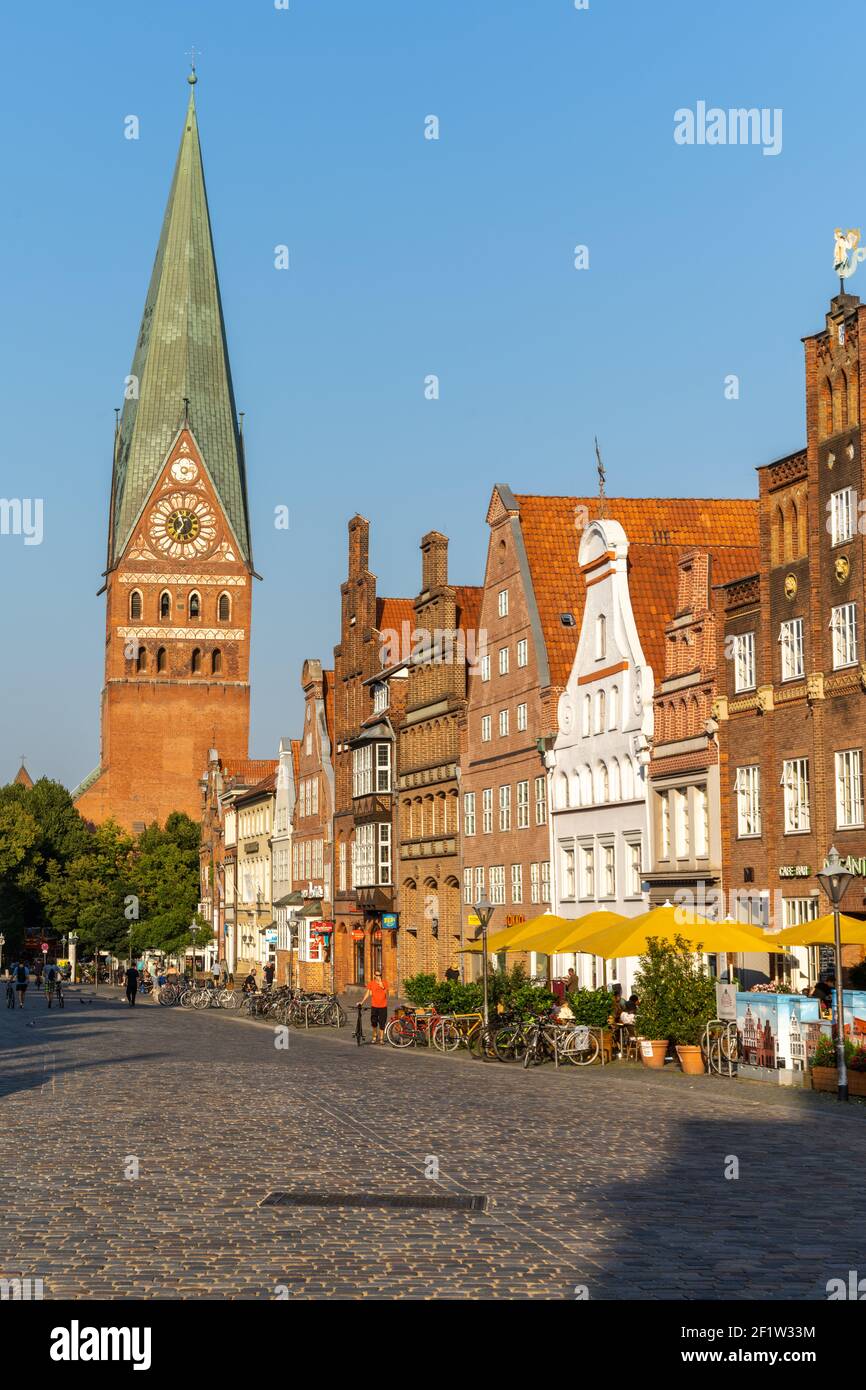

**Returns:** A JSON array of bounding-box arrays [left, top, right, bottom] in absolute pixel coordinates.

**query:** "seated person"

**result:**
[[619, 994, 639, 1025], [553, 998, 575, 1024], [242, 972, 258, 994]]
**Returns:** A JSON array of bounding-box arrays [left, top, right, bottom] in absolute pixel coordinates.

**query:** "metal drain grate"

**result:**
[[259, 1192, 488, 1212]]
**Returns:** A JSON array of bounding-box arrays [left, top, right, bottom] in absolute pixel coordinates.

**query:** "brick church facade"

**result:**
[[75, 75, 253, 832]]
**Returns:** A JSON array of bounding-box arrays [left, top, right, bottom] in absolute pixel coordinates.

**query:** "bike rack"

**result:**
[[703, 1018, 738, 1078]]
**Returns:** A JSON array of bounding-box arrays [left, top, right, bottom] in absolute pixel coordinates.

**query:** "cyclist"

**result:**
[[358, 971, 389, 1044]]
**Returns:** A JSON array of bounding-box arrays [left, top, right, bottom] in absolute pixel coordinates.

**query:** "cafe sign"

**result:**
[[779, 865, 811, 879]]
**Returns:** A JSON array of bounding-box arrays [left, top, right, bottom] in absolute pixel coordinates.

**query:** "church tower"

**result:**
[[75, 74, 253, 831]]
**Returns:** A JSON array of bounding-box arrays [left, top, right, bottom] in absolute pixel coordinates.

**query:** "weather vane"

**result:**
[[186, 45, 201, 83], [834, 228, 866, 293], [595, 436, 606, 518]]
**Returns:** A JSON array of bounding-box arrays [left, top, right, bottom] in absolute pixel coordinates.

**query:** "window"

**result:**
[[735, 765, 761, 837], [481, 655, 490, 682], [354, 823, 375, 886], [659, 790, 671, 857], [376, 742, 391, 792], [352, 744, 373, 797], [732, 632, 756, 692], [517, 702, 527, 731], [463, 868, 473, 904], [498, 589, 509, 618], [779, 618, 804, 681], [517, 638, 528, 668], [541, 860, 551, 903], [782, 897, 818, 928], [675, 788, 690, 858], [188, 591, 201, 618], [159, 591, 171, 620], [830, 486, 855, 545], [306, 732, 312, 756], [626, 840, 642, 897], [517, 780, 529, 829], [597, 762, 609, 803], [530, 862, 540, 904], [596, 614, 606, 660], [561, 846, 576, 899], [831, 603, 857, 669], [191, 647, 201, 673], [511, 863, 523, 903], [535, 776, 547, 825], [218, 592, 231, 622], [130, 590, 142, 620], [499, 785, 511, 831], [211, 648, 222, 674], [602, 843, 616, 898], [482, 788, 493, 834], [474, 866, 484, 903], [609, 685, 619, 730], [782, 758, 810, 833], [481, 715, 492, 743], [580, 845, 595, 898], [312, 778, 319, 815], [489, 866, 505, 906], [694, 784, 709, 858], [595, 689, 606, 733], [378, 822, 392, 885], [464, 792, 476, 836], [498, 647, 509, 676], [136, 645, 147, 673], [582, 694, 591, 738], [373, 682, 389, 713], [836, 749, 864, 828], [156, 646, 167, 673], [498, 709, 509, 737]]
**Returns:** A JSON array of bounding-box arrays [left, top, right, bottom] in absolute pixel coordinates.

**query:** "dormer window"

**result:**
[[373, 681, 389, 713]]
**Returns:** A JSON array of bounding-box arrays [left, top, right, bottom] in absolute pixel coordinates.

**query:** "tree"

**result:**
[[130, 812, 205, 955]]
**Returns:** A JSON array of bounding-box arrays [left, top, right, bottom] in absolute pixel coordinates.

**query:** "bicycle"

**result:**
[[353, 1003, 370, 1045], [431, 1011, 484, 1053], [384, 1006, 441, 1048]]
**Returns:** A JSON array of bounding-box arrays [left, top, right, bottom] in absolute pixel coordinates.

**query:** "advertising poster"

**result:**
[[736, 994, 778, 1068]]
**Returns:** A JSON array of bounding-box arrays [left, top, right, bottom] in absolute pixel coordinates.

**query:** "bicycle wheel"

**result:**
[[433, 1020, 461, 1052], [493, 1024, 525, 1062], [384, 1017, 414, 1048], [564, 1031, 600, 1066], [522, 1032, 540, 1068], [157, 986, 174, 1006]]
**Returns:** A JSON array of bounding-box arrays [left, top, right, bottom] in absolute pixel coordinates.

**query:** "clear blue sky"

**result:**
[[0, 0, 853, 788]]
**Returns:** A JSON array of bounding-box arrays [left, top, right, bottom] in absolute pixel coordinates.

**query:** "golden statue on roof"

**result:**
[[834, 228, 865, 280]]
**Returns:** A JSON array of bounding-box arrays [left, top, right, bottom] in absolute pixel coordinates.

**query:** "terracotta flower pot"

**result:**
[[639, 1038, 668, 1069], [675, 1043, 705, 1075]]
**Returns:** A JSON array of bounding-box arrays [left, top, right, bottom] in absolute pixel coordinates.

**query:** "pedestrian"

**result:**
[[45, 962, 60, 1008], [211, 960, 220, 986], [14, 961, 29, 1008], [34, 959, 43, 991], [5, 966, 15, 1010], [263, 961, 275, 988], [444, 965, 459, 983], [359, 970, 389, 1044], [124, 962, 139, 1007], [564, 967, 579, 995]]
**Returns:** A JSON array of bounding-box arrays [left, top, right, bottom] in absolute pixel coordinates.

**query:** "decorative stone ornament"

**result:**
[[835, 554, 850, 583], [784, 572, 798, 599]]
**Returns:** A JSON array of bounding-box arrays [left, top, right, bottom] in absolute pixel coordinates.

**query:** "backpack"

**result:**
[[16, 964, 27, 983]]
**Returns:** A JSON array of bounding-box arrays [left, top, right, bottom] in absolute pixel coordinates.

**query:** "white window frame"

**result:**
[[517, 780, 529, 829], [482, 788, 493, 834], [481, 715, 491, 743], [535, 776, 547, 825], [489, 865, 505, 906], [601, 841, 616, 899], [375, 742, 391, 793], [517, 701, 528, 731], [836, 748, 864, 829], [830, 486, 855, 546], [498, 589, 509, 618], [499, 784, 511, 831], [625, 838, 643, 898], [498, 646, 509, 676], [530, 862, 540, 905], [498, 708, 509, 737], [463, 791, 476, 836], [735, 765, 761, 838], [781, 758, 810, 834], [579, 844, 595, 900], [733, 631, 756, 692], [831, 603, 857, 669], [481, 654, 490, 682], [463, 867, 473, 905], [510, 863, 523, 904], [779, 618, 804, 682], [541, 860, 551, 904], [561, 845, 576, 900], [517, 638, 528, 668]]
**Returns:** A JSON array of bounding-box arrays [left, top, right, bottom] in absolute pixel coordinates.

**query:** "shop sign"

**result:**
[[779, 865, 810, 879], [715, 982, 737, 1022], [505, 914, 525, 927], [381, 913, 398, 930], [467, 913, 480, 927], [265, 929, 278, 944], [840, 856, 866, 876], [351, 928, 365, 941]]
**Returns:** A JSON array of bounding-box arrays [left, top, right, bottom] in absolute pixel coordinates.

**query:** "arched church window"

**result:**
[[159, 591, 171, 620], [596, 614, 606, 660], [211, 648, 222, 675], [135, 646, 147, 673], [188, 591, 201, 619], [156, 647, 166, 673], [130, 589, 142, 621], [191, 648, 202, 674], [218, 592, 231, 622]]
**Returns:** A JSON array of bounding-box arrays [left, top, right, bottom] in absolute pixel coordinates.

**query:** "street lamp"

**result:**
[[190, 923, 199, 986], [472, 896, 496, 1029], [817, 845, 853, 1103], [68, 931, 79, 984]]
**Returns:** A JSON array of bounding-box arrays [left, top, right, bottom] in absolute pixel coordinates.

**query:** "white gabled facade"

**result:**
[[549, 517, 652, 994]]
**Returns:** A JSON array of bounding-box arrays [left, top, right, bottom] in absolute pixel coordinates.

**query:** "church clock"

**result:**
[[149, 492, 217, 558]]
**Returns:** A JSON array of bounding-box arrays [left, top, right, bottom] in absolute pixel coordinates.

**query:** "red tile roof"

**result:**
[[222, 758, 278, 789], [376, 596, 415, 633], [512, 494, 760, 689], [455, 585, 483, 636], [233, 767, 278, 804]]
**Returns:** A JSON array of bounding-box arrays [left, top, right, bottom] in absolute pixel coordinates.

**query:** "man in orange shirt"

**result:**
[[359, 971, 390, 1044]]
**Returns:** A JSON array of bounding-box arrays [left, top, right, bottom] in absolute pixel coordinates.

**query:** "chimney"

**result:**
[[348, 515, 369, 579], [420, 531, 449, 591]]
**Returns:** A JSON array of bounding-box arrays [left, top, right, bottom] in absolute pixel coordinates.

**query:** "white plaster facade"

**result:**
[[548, 518, 653, 994]]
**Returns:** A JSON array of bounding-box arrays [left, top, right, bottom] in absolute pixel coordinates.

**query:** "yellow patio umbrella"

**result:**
[[567, 904, 791, 960], [513, 910, 627, 956], [460, 911, 576, 955], [772, 913, 866, 948]]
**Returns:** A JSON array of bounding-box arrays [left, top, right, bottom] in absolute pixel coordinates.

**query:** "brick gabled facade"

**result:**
[[395, 531, 482, 980], [332, 515, 411, 991], [199, 753, 278, 972], [289, 660, 336, 991], [716, 290, 866, 983]]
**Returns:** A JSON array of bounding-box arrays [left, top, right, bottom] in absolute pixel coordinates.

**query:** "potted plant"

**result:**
[[634, 937, 716, 1073], [567, 987, 615, 1062], [809, 1035, 866, 1096]]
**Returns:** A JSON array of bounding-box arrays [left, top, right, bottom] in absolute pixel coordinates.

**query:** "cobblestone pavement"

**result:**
[[0, 987, 863, 1301]]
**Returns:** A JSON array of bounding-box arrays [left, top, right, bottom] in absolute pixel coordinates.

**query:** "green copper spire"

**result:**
[[110, 76, 251, 565]]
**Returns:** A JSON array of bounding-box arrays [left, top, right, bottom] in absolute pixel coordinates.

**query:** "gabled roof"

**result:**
[[233, 768, 278, 805], [455, 585, 483, 635], [13, 762, 34, 790], [111, 80, 251, 566], [323, 669, 335, 750], [291, 740, 301, 787], [221, 757, 278, 789], [376, 596, 414, 632], [510, 493, 759, 688]]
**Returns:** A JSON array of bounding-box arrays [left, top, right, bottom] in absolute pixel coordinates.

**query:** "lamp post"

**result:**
[[190, 923, 199, 986], [816, 845, 853, 1103], [68, 931, 79, 984], [472, 896, 496, 1029]]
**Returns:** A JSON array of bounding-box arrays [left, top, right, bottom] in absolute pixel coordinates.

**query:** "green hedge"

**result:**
[[403, 964, 553, 1018]]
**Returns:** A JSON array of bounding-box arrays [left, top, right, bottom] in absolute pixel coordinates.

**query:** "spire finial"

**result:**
[[595, 436, 606, 518], [186, 45, 199, 85]]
